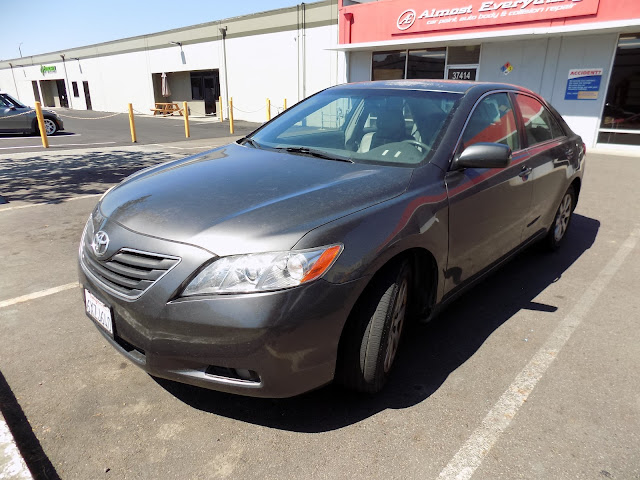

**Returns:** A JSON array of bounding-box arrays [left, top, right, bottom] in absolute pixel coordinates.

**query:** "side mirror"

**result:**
[[456, 143, 512, 169]]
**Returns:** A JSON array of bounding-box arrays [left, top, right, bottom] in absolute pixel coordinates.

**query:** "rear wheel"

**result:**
[[337, 260, 411, 393], [545, 185, 575, 250]]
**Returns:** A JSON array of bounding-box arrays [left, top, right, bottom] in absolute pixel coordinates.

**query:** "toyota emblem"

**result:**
[[397, 9, 416, 31], [92, 231, 110, 257]]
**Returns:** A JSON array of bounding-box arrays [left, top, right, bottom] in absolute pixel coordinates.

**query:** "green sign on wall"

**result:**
[[40, 65, 57, 75]]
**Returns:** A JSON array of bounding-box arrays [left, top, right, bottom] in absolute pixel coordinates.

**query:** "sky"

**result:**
[[1, 0, 307, 61]]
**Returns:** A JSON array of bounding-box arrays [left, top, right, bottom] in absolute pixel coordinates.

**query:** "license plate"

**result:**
[[84, 289, 113, 335]]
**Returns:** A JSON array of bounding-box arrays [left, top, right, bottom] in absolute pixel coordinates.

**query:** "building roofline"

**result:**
[[0, 1, 335, 68]]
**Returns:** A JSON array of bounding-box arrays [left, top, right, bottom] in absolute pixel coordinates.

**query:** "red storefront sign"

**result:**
[[338, 0, 640, 45], [393, 0, 600, 35]]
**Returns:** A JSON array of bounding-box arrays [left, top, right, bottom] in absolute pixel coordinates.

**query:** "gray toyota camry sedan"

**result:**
[[79, 80, 585, 398]]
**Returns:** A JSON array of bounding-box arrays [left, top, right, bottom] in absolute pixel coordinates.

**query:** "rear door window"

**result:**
[[515, 94, 565, 147]]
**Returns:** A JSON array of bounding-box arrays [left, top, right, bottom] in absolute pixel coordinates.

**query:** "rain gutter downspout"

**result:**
[[60, 54, 72, 109]]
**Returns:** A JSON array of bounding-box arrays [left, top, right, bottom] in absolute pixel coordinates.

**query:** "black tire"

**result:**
[[336, 260, 411, 393], [545, 185, 576, 250]]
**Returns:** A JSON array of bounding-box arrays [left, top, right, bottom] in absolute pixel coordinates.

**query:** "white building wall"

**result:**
[[1, 23, 340, 124], [478, 39, 549, 93], [546, 34, 619, 148], [348, 51, 371, 83], [478, 34, 618, 147], [225, 30, 299, 123]]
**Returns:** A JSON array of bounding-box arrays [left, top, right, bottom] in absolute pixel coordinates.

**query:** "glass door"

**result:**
[[598, 33, 640, 146]]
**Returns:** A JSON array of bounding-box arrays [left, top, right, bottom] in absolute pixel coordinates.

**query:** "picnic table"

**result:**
[[150, 103, 183, 115]]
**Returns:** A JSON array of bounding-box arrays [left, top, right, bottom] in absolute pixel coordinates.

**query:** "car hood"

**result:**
[[100, 143, 413, 256]]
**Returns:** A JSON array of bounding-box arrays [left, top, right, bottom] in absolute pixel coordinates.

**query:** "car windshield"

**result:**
[[250, 88, 460, 167]]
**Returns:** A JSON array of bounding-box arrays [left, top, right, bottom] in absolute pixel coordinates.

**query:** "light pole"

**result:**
[[219, 27, 229, 120]]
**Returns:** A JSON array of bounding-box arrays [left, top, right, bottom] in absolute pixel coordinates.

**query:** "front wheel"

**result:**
[[545, 185, 575, 250], [336, 260, 411, 393], [43, 118, 59, 135]]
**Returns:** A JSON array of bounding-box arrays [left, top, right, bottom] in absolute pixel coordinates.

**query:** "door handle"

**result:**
[[519, 166, 533, 179]]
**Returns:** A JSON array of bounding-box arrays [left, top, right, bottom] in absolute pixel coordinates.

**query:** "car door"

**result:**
[[0, 95, 32, 133], [513, 93, 579, 240], [445, 91, 533, 291]]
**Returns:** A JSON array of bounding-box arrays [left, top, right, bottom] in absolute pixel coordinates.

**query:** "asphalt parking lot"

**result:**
[[0, 145, 639, 479], [0, 108, 259, 155]]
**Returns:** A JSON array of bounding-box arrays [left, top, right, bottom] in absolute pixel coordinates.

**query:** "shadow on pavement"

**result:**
[[155, 213, 600, 432], [0, 370, 60, 480], [0, 149, 186, 205]]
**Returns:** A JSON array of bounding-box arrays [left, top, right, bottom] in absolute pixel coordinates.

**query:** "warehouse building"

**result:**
[[0, 1, 341, 123]]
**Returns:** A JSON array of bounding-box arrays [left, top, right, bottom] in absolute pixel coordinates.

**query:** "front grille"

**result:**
[[81, 246, 180, 299]]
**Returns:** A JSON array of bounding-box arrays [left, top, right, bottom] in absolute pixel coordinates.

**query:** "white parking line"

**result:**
[[0, 283, 79, 309], [0, 133, 81, 142], [438, 228, 640, 480], [0, 413, 33, 480], [0, 194, 101, 213], [0, 141, 115, 150]]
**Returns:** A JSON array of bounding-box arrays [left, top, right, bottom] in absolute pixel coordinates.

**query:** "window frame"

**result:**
[[512, 92, 567, 149], [454, 90, 522, 160]]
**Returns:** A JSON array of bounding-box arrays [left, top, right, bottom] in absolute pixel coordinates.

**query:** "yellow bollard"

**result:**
[[284, 98, 287, 110], [219, 96, 223, 122], [183, 101, 190, 138], [34, 101, 49, 148], [229, 97, 234, 135], [267, 98, 271, 121], [128, 103, 137, 143]]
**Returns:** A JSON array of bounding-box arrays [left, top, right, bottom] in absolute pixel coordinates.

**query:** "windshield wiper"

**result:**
[[277, 147, 353, 163]]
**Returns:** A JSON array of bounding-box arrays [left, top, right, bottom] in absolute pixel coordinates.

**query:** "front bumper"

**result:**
[[78, 220, 366, 398]]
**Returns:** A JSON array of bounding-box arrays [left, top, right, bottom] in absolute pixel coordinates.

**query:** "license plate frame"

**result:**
[[84, 288, 113, 336]]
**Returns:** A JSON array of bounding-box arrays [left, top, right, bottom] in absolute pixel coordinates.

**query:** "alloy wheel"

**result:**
[[44, 119, 57, 135], [553, 193, 573, 243]]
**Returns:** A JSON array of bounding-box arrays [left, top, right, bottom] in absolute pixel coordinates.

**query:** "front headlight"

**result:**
[[182, 244, 343, 296]]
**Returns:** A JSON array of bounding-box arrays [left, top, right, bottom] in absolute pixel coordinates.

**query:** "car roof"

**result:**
[[335, 79, 535, 96]]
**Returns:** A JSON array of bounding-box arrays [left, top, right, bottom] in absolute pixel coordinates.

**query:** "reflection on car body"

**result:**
[[78, 80, 585, 398]]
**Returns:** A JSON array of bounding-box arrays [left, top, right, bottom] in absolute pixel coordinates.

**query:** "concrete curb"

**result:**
[[0, 411, 32, 480]]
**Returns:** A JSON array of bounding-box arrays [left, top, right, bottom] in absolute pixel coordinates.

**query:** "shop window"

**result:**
[[599, 33, 640, 146], [72, 81, 79, 98], [373, 46, 480, 81], [407, 48, 446, 80], [515, 94, 565, 146], [447, 46, 481, 65], [462, 93, 520, 151], [372, 51, 406, 80]]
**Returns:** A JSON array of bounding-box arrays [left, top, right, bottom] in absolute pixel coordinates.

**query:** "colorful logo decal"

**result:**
[[397, 9, 417, 30], [501, 62, 513, 75]]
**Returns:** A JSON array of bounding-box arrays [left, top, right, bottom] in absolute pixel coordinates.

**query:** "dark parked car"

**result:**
[[0, 92, 63, 135], [79, 80, 585, 397]]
